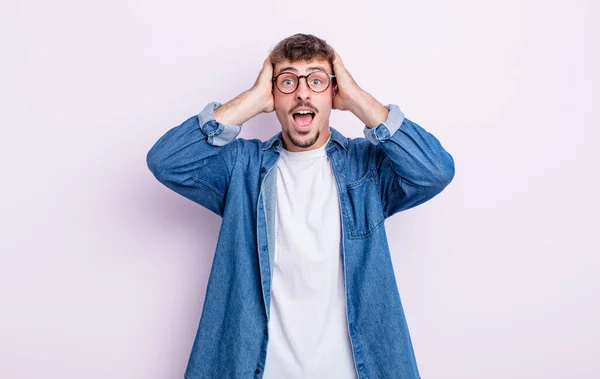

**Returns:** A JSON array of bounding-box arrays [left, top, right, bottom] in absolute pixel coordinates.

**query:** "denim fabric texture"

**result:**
[[146, 101, 455, 379]]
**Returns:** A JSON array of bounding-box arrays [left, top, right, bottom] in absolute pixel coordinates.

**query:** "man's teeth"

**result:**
[[295, 110, 314, 114]]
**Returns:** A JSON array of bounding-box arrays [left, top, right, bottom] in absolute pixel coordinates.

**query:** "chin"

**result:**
[[285, 124, 321, 149]]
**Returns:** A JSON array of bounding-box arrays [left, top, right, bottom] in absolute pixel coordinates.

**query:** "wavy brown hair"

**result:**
[[269, 33, 336, 74]]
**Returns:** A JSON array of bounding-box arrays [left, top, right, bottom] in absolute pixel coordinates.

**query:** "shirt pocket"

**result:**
[[343, 170, 385, 239]]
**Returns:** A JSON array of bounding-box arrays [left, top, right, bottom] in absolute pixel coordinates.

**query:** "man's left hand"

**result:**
[[331, 51, 390, 129]]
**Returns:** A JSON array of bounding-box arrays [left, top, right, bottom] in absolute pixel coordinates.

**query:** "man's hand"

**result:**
[[251, 57, 275, 113], [214, 57, 275, 125], [332, 51, 389, 129], [331, 52, 361, 112]]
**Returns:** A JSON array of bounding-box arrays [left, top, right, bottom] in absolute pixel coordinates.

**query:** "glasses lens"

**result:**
[[276, 73, 298, 93], [276, 72, 331, 93], [307, 71, 330, 92]]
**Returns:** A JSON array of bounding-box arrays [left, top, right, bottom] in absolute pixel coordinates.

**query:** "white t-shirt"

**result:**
[[263, 137, 358, 379]]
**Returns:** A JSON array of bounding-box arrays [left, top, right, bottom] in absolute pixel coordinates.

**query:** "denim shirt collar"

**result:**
[[262, 126, 349, 151]]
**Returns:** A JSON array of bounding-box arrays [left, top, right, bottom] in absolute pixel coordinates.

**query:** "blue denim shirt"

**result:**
[[146, 101, 455, 379]]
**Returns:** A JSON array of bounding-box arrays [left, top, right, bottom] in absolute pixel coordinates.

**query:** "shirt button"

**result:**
[[261, 167, 266, 173], [255, 368, 261, 374]]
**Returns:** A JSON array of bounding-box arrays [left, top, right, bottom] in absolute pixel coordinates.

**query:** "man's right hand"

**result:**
[[214, 57, 275, 126], [250, 57, 275, 113]]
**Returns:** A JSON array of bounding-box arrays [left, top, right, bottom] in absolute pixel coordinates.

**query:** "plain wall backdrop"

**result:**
[[1, 0, 598, 378]]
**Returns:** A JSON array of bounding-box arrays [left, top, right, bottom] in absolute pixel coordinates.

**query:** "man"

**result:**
[[147, 33, 455, 379]]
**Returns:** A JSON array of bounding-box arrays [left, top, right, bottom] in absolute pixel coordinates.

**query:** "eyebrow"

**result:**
[[276, 66, 329, 76]]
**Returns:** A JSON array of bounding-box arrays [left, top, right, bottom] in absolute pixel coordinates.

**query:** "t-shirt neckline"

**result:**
[[280, 136, 331, 160]]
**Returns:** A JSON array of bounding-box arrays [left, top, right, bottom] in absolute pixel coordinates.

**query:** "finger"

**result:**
[[265, 57, 273, 72], [333, 51, 343, 66], [260, 59, 273, 82]]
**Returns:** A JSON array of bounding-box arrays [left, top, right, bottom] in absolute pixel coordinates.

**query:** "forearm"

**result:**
[[214, 89, 265, 126], [348, 90, 390, 129]]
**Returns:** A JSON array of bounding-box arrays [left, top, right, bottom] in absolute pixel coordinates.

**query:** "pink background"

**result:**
[[2, 0, 598, 378]]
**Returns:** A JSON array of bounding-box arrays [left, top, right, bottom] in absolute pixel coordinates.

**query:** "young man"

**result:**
[[147, 33, 455, 379]]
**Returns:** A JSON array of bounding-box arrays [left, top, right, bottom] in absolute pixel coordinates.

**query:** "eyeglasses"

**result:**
[[272, 71, 336, 94]]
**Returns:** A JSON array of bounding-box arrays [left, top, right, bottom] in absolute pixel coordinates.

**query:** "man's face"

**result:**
[[272, 59, 336, 152]]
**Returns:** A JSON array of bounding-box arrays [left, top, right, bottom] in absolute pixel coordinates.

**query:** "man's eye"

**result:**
[[282, 79, 295, 86], [311, 79, 322, 85]]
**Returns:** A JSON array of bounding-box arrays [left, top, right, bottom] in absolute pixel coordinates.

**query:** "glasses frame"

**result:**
[[272, 71, 336, 94]]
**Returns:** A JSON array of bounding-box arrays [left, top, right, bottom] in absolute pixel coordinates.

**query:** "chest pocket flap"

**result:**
[[343, 170, 385, 239]]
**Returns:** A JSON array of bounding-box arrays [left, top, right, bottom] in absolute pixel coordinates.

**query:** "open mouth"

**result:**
[[291, 110, 316, 129]]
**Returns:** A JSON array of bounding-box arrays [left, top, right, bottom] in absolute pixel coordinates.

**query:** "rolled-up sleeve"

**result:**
[[146, 102, 240, 217], [369, 104, 455, 217], [363, 104, 405, 145], [198, 101, 242, 147]]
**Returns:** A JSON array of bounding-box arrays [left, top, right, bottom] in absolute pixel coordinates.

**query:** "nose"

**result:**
[[295, 77, 311, 101]]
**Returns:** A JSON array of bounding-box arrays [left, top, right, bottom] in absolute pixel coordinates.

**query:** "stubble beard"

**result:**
[[286, 127, 321, 149]]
